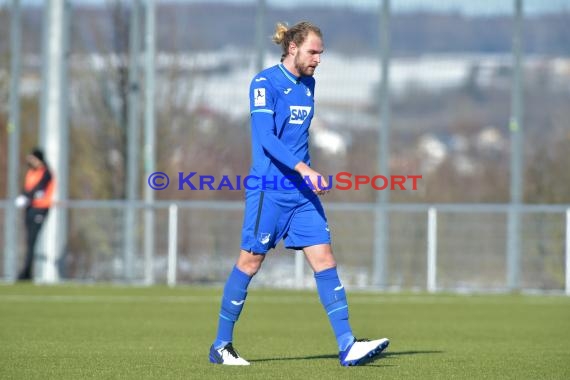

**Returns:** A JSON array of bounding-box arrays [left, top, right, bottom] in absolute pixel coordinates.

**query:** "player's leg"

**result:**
[[211, 191, 288, 365], [284, 195, 356, 352], [236, 249, 265, 275], [19, 208, 47, 280], [303, 243, 355, 353], [210, 250, 264, 365], [304, 244, 389, 366], [214, 250, 264, 348], [288, 196, 389, 366]]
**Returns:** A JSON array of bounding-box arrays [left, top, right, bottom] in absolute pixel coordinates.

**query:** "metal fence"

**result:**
[[1, 1, 570, 293], [1, 200, 568, 294]]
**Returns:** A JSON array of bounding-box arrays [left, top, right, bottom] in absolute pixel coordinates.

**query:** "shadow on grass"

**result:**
[[383, 350, 444, 358], [250, 350, 443, 365]]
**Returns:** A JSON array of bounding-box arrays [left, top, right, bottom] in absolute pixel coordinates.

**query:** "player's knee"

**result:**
[[240, 263, 261, 276], [237, 252, 264, 276], [312, 257, 337, 273], [305, 245, 337, 272]]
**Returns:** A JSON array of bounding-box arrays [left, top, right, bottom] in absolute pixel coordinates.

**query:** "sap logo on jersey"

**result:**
[[289, 106, 312, 125]]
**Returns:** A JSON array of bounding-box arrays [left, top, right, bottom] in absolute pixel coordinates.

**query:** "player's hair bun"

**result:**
[[272, 22, 288, 44], [272, 21, 321, 62]]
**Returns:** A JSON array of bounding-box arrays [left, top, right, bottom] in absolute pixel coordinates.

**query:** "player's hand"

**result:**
[[15, 195, 29, 208], [294, 162, 330, 196], [312, 173, 330, 196]]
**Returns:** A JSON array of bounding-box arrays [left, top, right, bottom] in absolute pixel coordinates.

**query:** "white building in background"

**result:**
[[476, 127, 507, 153], [310, 118, 347, 156], [417, 133, 448, 174]]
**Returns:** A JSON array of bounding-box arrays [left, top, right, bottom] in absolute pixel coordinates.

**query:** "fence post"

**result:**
[[41, 0, 71, 284], [507, 0, 524, 292], [565, 208, 570, 296], [427, 207, 438, 293], [143, 0, 156, 285], [124, 0, 142, 282], [167, 203, 178, 287], [372, 0, 391, 289], [4, 0, 22, 282]]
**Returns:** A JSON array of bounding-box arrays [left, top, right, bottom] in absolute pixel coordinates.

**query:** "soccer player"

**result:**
[[209, 21, 389, 367]]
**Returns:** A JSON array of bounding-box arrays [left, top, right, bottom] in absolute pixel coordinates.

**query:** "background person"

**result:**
[[15, 148, 55, 281]]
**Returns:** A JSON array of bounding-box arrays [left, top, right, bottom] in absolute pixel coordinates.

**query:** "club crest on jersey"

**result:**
[[306, 87, 311, 96], [254, 88, 266, 106], [289, 106, 312, 124], [259, 232, 271, 245]]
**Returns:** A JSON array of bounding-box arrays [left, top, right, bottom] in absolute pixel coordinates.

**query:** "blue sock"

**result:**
[[314, 267, 355, 351], [213, 266, 253, 349]]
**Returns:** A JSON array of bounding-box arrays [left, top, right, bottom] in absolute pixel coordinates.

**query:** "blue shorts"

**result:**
[[240, 190, 331, 254]]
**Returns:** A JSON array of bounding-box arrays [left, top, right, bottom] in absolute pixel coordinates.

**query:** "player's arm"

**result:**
[[249, 79, 301, 170], [251, 111, 301, 170], [293, 161, 329, 195], [252, 116, 328, 194], [293, 77, 328, 194], [250, 79, 327, 194]]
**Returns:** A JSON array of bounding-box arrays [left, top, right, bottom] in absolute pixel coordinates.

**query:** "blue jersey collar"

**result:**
[[278, 64, 300, 84]]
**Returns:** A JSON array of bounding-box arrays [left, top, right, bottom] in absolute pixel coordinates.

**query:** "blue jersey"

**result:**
[[248, 64, 315, 191]]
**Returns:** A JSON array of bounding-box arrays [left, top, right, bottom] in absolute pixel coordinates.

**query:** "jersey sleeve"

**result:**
[[249, 76, 275, 115], [249, 76, 301, 170], [251, 112, 301, 170]]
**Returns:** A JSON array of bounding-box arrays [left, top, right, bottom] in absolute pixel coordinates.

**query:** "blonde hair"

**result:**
[[272, 21, 322, 62]]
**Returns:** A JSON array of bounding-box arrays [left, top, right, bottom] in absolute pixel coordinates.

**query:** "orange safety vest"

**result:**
[[24, 166, 55, 209]]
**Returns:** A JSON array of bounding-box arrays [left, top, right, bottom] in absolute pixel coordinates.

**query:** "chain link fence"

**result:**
[[1, 0, 569, 292]]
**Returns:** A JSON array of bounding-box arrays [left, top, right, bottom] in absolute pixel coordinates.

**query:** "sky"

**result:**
[[5, 0, 570, 15]]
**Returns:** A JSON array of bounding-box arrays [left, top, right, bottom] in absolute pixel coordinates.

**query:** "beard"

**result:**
[[294, 55, 316, 77]]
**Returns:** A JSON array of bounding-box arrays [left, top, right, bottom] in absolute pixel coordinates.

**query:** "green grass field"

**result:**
[[1, 284, 569, 379]]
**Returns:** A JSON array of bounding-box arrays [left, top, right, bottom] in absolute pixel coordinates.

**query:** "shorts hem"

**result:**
[[285, 239, 331, 251], [240, 245, 270, 255]]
